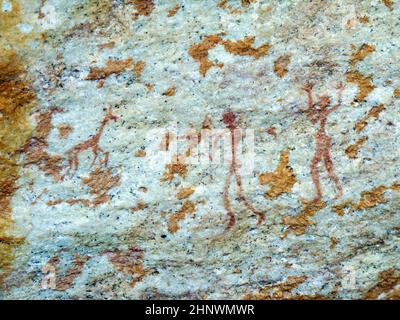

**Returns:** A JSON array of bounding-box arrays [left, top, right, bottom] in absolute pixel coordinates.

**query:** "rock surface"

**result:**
[[0, 0, 399, 299]]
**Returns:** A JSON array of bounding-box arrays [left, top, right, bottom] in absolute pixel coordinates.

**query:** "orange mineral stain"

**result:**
[[168, 201, 196, 233], [167, 4, 180, 17], [349, 44, 375, 66], [44, 254, 90, 291], [244, 276, 308, 300], [381, 0, 394, 11], [162, 86, 177, 97], [273, 54, 291, 78], [131, 0, 155, 20], [281, 199, 327, 238], [85, 57, 134, 81], [346, 71, 375, 102], [364, 268, 400, 299], [0, 0, 39, 284], [188, 35, 224, 77], [103, 247, 149, 288], [354, 104, 385, 132], [333, 184, 400, 215], [176, 186, 195, 200], [259, 150, 297, 199], [345, 136, 368, 159], [189, 35, 270, 76]]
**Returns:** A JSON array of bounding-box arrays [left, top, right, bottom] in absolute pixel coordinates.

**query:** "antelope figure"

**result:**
[[65, 107, 118, 176]]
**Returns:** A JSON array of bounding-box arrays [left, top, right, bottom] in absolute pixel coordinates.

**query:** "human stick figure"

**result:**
[[221, 111, 265, 230], [303, 82, 345, 201]]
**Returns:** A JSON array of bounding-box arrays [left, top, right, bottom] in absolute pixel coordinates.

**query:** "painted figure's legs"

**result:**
[[323, 149, 343, 199], [310, 152, 323, 201], [223, 166, 236, 230]]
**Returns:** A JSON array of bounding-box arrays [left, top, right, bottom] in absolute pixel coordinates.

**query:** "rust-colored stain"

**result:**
[[104, 247, 149, 288], [189, 35, 270, 76], [333, 184, 400, 215], [168, 201, 196, 233], [281, 199, 327, 238], [162, 86, 177, 96], [48, 167, 121, 207], [345, 136, 368, 159], [85, 57, 134, 81], [131, 200, 147, 212], [218, 0, 242, 14], [218, 0, 257, 14], [330, 237, 338, 249], [364, 268, 400, 299], [134, 60, 145, 80], [81, 167, 121, 207], [244, 276, 307, 300], [22, 109, 65, 182], [242, 0, 257, 5], [167, 4, 180, 17], [176, 186, 195, 200], [393, 88, 400, 97], [355, 104, 385, 132], [134, 149, 146, 157], [259, 150, 297, 199], [65, 107, 118, 176], [161, 158, 188, 182], [381, 0, 394, 11], [358, 16, 370, 24], [98, 41, 116, 51], [145, 83, 154, 91], [349, 44, 375, 66], [303, 83, 344, 201], [266, 126, 277, 138], [0, 0, 35, 46], [131, 0, 155, 19], [45, 254, 90, 291], [47, 198, 91, 207], [223, 36, 270, 58], [0, 0, 38, 284], [58, 124, 73, 139], [273, 55, 291, 78], [346, 70, 375, 102], [188, 35, 224, 77]]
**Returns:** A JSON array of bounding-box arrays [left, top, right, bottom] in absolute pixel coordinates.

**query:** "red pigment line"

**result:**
[[65, 107, 118, 177], [303, 83, 344, 201], [222, 111, 265, 230]]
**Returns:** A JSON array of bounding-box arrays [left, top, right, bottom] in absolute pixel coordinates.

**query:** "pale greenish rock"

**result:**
[[1, 0, 399, 300]]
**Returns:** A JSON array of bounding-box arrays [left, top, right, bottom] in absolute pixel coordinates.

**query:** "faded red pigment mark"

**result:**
[[221, 111, 265, 230], [303, 83, 345, 201], [65, 107, 118, 177]]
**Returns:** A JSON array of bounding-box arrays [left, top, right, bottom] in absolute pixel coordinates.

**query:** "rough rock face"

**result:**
[[0, 0, 399, 300]]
